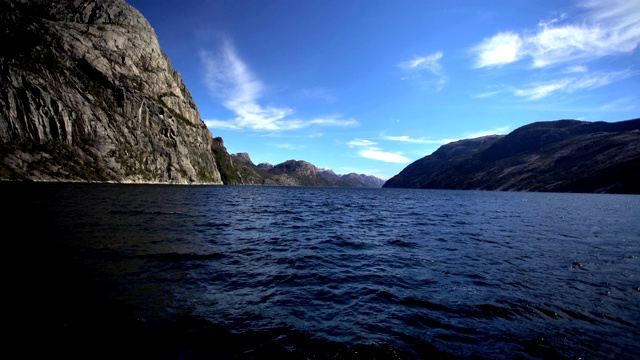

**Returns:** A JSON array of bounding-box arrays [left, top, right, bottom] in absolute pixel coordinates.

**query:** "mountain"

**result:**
[[0, 0, 385, 187], [222, 151, 385, 187], [384, 119, 640, 194], [0, 0, 224, 183], [230, 154, 386, 188], [384, 135, 503, 189], [318, 168, 386, 188]]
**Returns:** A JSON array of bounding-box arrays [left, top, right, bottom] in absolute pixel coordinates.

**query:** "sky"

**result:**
[[127, 0, 640, 179]]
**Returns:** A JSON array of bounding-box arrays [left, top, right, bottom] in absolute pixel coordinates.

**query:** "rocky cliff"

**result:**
[[384, 119, 640, 194], [0, 0, 223, 183]]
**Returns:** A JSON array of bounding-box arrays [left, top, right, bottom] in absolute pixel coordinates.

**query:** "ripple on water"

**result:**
[[9, 183, 640, 359]]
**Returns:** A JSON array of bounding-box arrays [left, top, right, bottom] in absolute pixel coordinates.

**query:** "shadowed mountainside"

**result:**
[[384, 119, 640, 194]]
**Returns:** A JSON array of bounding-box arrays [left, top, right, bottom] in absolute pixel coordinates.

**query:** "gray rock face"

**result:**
[[0, 0, 222, 183]]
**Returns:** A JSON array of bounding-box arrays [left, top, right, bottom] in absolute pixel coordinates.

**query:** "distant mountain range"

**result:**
[[384, 119, 640, 194], [212, 138, 385, 187]]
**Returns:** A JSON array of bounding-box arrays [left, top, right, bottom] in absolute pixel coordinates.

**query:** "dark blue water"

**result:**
[[6, 183, 640, 359]]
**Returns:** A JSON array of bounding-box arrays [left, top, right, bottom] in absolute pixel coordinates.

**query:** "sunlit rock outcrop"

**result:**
[[0, 0, 223, 183]]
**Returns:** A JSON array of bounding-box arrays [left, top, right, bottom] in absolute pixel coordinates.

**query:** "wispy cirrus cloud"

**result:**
[[465, 126, 511, 138], [348, 139, 410, 163], [398, 51, 448, 90], [598, 97, 637, 112], [380, 134, 450, 144], [201, 37, 358, 131], [472, 89, 503, 99], [472, 0, 640, 68], [268, 142, 303, 150], [473, 67, 634, 100], [512, 69, 633, 100], [381, 127, 510, 147]]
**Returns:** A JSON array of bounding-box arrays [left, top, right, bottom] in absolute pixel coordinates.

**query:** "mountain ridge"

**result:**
[[212, 139, 385, 187], [384, 118, 640, 194]]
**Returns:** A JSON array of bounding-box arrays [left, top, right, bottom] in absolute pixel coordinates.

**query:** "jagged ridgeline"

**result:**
[[0, 0, 224, 183], [212, 137, 385, 187]]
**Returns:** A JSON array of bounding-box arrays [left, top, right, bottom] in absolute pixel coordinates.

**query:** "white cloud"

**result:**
[[473, 32, 524, 68], [359, 149, 411, 163], [473, 90, 503, 98], [529, 23, 604, 67], [598, 97, 637, 112], [348, 139, 410, 163], [570, 71, 623, 89], [380, 134, 446, 144], [381, 127, 510, 146], [348, 139, 377, 147], [399, 51, 443, 72], [512, 70, 633, 100], [472, 0, 640, 68], [465, 126, 511, 138], [398, 51, 448, 90], [361, 128, 511, 161], [565, 65, 588, 73], [203, 119, 241, 130], [513, 79, 572, 100], [308, 116, 359, 127], [268, 143, 302, 150], [201, 38, 358, 131]]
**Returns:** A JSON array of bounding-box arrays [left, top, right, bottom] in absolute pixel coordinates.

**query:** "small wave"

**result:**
[[321, 235, 374, 250], [195, 221, 231, 228], [137, 252, 224, 261], [399, 297, 456, 313], [472, 303, 516, 320], [373, 290, 398, 301], [387, 239, 419, 248]]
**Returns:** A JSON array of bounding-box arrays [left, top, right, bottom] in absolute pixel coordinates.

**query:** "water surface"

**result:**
[[6, 183, 639, 359]]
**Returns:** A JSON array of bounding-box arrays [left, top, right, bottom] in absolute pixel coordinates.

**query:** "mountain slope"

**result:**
[[0, 0, 224, 183], [384, 119, 640, 194], [383, 135, 503, 189], [225, 154, 385, 187]]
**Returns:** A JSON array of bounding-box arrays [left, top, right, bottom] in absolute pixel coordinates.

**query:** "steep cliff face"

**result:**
[[0, 0, 223, 183], [384, 119, 640, 194]]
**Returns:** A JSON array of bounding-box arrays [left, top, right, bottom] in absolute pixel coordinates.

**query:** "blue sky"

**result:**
[[127, 0, 639, 179]]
